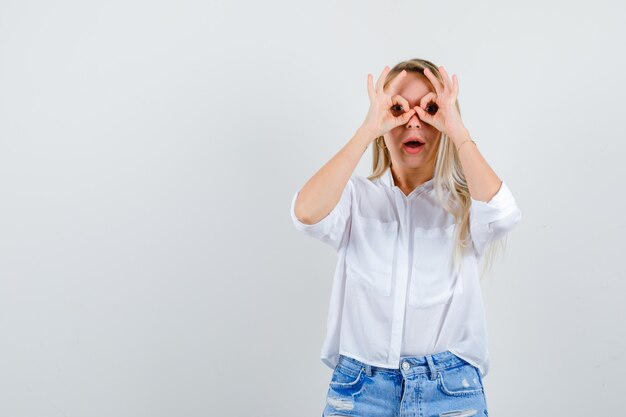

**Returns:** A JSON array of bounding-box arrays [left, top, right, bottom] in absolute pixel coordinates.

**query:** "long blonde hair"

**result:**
[[367, 58, 507, 279]]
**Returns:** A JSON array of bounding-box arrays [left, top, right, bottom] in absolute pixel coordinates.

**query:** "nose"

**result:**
[[406, 112, 421, 129]]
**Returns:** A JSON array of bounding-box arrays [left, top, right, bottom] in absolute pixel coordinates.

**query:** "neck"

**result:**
[[390, 166, 434, 190]]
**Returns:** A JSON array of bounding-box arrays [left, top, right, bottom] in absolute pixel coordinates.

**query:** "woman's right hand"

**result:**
[[360, 66, 415, 140]]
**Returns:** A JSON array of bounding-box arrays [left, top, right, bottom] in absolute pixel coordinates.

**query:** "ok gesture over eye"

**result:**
[[414, 66, 467, 140], [360, 66, 416, 140]]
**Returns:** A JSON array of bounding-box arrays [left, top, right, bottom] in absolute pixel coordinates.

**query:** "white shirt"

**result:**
[[289, 166, 521, 377]]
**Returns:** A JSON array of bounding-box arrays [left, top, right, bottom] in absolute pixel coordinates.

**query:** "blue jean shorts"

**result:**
[[323, 351, 489, 417]]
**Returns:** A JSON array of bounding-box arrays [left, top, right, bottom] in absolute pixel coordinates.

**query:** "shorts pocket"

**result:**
[[329, 364, 366, 395], [437, 364, 484, 397], [409, 223, 458, 308], [345, 215, 398, 296]]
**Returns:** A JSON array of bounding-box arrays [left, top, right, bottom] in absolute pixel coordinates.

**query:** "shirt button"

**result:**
[[402, 361, 410, 370]]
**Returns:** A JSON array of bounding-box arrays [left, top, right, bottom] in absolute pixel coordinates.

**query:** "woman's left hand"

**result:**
[[413, 66, 468, 140]]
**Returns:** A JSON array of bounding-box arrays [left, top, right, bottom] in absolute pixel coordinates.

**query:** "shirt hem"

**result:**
[[323, 348, 488, 378], [336, 350, 400, 369]]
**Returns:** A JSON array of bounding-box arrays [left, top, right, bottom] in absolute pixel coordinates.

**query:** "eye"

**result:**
[[391, 104, 404, 114], [425, 103, 438, 115]]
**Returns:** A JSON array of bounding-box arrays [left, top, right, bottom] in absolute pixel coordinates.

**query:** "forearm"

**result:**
[[294, 126, 374, 225], [449, 128, 502, 202]]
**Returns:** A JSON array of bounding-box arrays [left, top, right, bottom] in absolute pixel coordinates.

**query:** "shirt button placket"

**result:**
[[388, 191, 410, 366]]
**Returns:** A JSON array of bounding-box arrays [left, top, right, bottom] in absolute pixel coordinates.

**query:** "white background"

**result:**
[[1, 0, 624, 416]]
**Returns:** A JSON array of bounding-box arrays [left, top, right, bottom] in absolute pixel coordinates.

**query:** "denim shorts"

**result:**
[[322, 351, 489, 417]]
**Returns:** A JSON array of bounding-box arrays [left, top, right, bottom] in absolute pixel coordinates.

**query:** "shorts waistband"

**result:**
[[336, 351, 468, 381]]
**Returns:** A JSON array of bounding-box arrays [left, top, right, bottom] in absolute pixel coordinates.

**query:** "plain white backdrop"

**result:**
[[1, 0, 624, 416]]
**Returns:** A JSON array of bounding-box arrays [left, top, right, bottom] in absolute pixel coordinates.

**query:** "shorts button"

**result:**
[[402, 361, 410, 370]]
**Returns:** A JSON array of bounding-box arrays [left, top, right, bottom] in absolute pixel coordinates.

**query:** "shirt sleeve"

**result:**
[[469, 180, 522, 257], [289, 178, 354, 251]]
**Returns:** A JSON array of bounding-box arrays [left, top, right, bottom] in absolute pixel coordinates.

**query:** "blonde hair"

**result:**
[[367, 58, 507, 280]]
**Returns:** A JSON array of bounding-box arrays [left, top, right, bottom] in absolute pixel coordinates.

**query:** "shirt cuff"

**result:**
[[290, 189, 338, 233], [289, 179, 354, 251], [470, 180, 519, 225]]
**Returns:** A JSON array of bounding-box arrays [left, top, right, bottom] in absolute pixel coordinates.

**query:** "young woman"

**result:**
[[290, 58, 521, 417]]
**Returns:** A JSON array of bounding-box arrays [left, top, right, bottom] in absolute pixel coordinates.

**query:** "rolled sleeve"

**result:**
[[470, 180, 522, 257], [290, 179, 354, 251]]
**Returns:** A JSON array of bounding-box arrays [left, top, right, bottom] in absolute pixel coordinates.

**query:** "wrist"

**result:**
[[448, 127, 471, 146], [357, 125, 380, 142]]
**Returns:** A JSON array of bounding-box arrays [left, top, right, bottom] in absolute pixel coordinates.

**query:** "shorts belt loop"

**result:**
[[425, 354, 438, 381], [364, 364, 372, 377]]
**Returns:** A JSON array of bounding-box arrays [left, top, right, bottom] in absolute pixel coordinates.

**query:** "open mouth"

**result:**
[[404, 140, 424, 149], [402, 137, 425, 154]]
